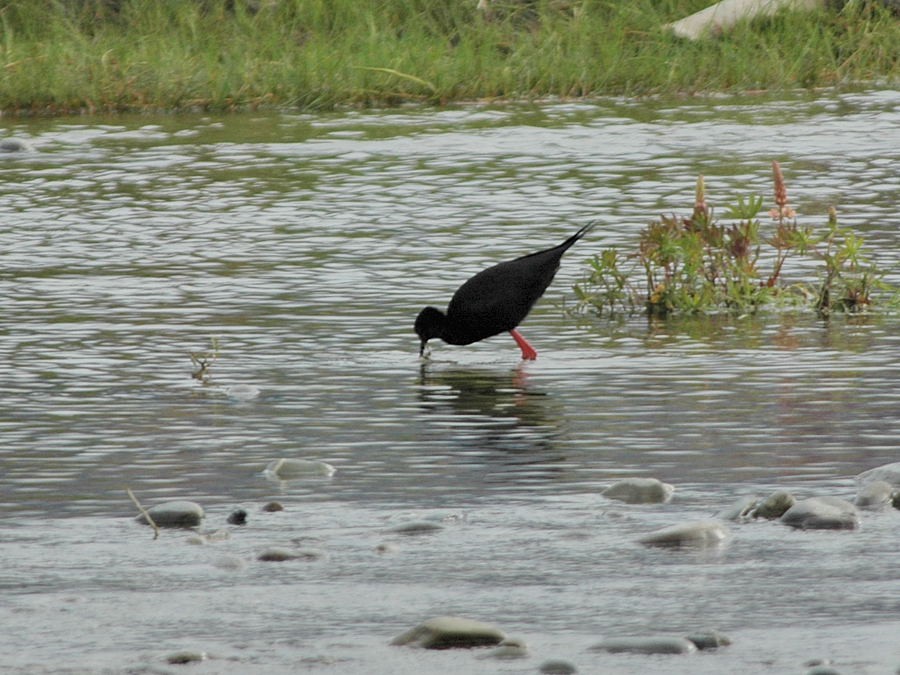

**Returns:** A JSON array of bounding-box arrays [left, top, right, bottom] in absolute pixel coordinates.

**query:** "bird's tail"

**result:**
[[559, 221, 596, 251]]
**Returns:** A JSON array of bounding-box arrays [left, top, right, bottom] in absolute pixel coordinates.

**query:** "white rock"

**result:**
[[780, 497, 859, 530], [602, 478, 674, 504], [857, 461, 900, 488], [391, 616, 505, 649], [855, 480, 895, 510], [639, 520, 729, 548]]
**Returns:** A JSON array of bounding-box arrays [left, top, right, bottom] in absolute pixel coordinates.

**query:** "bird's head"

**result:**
[[414, 306, 446, 356]]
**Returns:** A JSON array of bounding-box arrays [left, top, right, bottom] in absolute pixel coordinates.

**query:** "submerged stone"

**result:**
[[0, 138, 30, 153], [590, 636, 697, 655], [685, 630, 732, 650], [716, 495, 759, 521], [602, 477, 674, 504], [855, 480, 895, 510], [135, 500, 204, 528], [639, 520, 729, 548], [780, 497, 860, 530], [166, 650, 207, 664], [477, 637, 528, 660], [387, 521, 444, 535], [752, 490, 796, 519], [391, 616, 505, 649], [264, 458, 336, 480], [257, 547, 324, 562], [539, 659, 578, 674], [227, 509, 247, 525]]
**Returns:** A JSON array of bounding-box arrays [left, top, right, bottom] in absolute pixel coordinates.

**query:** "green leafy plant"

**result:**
[[573, 162, 894, 318]]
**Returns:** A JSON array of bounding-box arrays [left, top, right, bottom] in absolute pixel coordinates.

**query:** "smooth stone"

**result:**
[[227, 509, 247, 525], [855, 480, 895, 509], [590, 636, 698, 655], [262, 501, 284, 512], [639, 520, 729, 548], [391, 616, 505, 649], [257, 547, 324, 562], [135, 500, 204, 528], [539, 659, 578, 674], [387, 521, 444, 535], [0, 138, 30, 152], [753, 490, 796, 519], [602, 477, 674, 504], [780, 497, 860, 530], [264, 458, 336, 479], [477, 637, 528, 660], [686, 630, 732, 650], [166, 651, 207, 664], [856, 461, 900, 487]]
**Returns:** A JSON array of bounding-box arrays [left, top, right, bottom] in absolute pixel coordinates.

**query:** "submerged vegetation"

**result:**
[[0, 0, 897, 114], [572, 161, 896, 318]]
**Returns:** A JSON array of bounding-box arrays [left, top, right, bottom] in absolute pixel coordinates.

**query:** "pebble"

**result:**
[[780, 497, 860, 530], [539, 659, 578, 674], [590, 636, 698, 655], [262, 501, 284, 512], [135, 500, 204, 528], [227, 509, 248, 525], [387, 521, 444, 535], [166, 650, 207, 664], [390, 616, 505, 649], [855, 480, 895, 510], [602, 477, 674, 504], [257, 547, 324, 562], [638, 520, 729, 548]]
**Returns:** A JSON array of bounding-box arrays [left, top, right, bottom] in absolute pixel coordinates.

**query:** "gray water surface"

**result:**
[[1, 90, 899, 674]]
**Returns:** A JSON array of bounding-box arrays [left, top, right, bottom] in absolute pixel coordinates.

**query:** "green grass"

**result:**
[[0, 0, 897, 114]]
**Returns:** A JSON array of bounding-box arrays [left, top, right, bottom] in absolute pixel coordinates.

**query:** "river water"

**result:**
[[1, 90, 898, 674]]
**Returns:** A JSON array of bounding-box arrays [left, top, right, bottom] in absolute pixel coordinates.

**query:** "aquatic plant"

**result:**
[[190, 337, 220, 382], [572, 161, 894, 318]]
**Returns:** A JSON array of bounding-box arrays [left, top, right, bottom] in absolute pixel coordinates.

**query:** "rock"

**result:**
[[166, 650, 207, 664], [0, 138, 30, 153], [856, 461, 900, 488], [639, 520, 729, 548], [264, 458, 336, 479], [135, 500, 204, 528], [257, 547, 324, 562], [477, 637, 528, 660], [602, 478, 674, 504], [780, 497, 860, 530], [752, 490, 796, 519], [262, 501, 284, 512], [685, 630, 732, 650], [590, 636, 698, 655], [717, 495, 759, 521], [227, 509, 247, 525], [391, 616, 505, 649], [539, 659, 578, 674], [387, 521, 444, 535], [855, 480, 895, 510]]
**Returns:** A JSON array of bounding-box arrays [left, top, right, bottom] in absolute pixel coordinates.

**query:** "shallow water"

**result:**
[[1, 90, 899, 674]]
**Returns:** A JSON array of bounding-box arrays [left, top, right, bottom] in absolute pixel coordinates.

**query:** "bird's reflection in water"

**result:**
[[417, 363, 569, 485]]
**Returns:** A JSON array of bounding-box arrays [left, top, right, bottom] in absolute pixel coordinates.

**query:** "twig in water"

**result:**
[[127, 487, 159, 539]]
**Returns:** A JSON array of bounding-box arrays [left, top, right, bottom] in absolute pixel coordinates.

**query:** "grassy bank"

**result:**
[[0, 0, 897, 114]]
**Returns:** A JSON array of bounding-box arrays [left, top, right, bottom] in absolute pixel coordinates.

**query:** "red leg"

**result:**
[[509, 329, 537, 360]]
